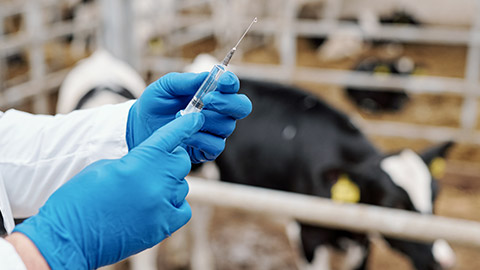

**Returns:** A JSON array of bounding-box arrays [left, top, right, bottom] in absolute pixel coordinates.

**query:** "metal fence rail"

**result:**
[[187, 177, 480, 248], [0, 0, 214, 112], [0, 0, 102, 113]]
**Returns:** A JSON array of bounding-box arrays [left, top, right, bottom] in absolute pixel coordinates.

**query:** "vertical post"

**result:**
[[461, 1, 480, 134], [0, 9, 5, 93], [99, 0, 136, 68], [279, 0, 297, 81], [25, 0, 49, 114], [322, 0, 343, 26]]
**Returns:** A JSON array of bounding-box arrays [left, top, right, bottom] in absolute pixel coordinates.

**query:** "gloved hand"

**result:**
[[126, 71, 252, 163], [14, 113, 205, 269]]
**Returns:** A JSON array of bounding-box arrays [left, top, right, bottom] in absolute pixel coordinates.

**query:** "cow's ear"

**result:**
[[419, 141, 454, 179]]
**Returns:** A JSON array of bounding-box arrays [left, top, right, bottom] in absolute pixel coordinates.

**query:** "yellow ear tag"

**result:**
[[148, 38, 164, 54], [412, 67, 425, 76], [430, 157, 446, 179], [373, 65, 390, 76], [331, 174, 360, 203]]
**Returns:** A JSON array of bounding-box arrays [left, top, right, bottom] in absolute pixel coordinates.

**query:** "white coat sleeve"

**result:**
[[0, 238, 27, 270], [0, 173, 26, 269], [0, 100, 134, 220]]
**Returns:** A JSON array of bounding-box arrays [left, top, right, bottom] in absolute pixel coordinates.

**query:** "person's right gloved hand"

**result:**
[[13, 113, 205, 269]]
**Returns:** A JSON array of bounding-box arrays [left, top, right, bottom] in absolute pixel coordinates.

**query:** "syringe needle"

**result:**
[[222, 17, 258, 66], [234, 17, 258, 49], [183, 17, 258, 115]]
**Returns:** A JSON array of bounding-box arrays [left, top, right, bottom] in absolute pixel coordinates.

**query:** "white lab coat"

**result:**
[[0, 100, 134, 268]]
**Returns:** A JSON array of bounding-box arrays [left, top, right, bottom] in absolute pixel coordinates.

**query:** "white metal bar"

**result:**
[[0, 0, 85, 17], [0, 69, 71, 109], [0, 2, 473, 46], [279, 0, 297, 79], [0, 1, 102, 110], [0, 33, 30, 56], [460, 1, 480, 132], [25, 0, 49, 113], [291, 67, 470, 95], [446, 160, 480, 180], [99, 0, 135, 65], [145, 57, 480, 145], [186, 177, 480, 248], [322, 0, 343, 24], [249, 19, 473, 46], [147, 55, 478, 95], [146, 57, 473, 95], [0, 1, 26, 17], [0, 20, 99, 57], [168, 21, 214, 49], [176, 0, 210, 11], [47, 19, 99, 41], [357, 119, 480, 145], [0, 10, 5, 91], [3, 74, 30, 90]]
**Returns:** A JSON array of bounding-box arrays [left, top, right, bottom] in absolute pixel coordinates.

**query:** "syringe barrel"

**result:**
[[182, 64, 226, 115]]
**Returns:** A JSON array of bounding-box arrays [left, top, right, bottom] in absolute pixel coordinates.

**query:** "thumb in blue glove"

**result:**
[[14, 113, 205, 269]]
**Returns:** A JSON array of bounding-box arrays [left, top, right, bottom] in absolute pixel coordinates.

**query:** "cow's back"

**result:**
[[215, 79, 379, 197]]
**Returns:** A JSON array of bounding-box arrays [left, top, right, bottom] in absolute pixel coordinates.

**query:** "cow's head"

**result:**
[[327, 141, 455, 270], [56, 49, 146, 114]]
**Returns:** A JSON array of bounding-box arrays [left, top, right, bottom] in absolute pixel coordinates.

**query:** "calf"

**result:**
[[56, 49, 145, 113], [58, 51, 455, 269], [212, 78, 455, 270], [345, 57, 415, 112]]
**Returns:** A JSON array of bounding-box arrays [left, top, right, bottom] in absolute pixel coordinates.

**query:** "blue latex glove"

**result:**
[[14, 113, 205, 269], [126, 71, 252, 163]]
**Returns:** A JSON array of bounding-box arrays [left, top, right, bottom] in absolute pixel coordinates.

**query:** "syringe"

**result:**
[[181, 17, 257, 115]]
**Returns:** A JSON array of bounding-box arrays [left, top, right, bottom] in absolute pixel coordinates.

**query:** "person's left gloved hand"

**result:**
[[126, 71, 252, 163], [13, 113, 204, 269]]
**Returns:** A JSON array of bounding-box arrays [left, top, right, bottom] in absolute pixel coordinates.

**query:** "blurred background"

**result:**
[[1, 0, 480, 269]]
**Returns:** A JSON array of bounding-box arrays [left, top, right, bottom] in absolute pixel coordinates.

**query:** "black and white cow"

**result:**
[[345, 56, 415, 112], [56, 49, 145, 114], [209, 78, 455, 270], [57, 51, 455, 270]]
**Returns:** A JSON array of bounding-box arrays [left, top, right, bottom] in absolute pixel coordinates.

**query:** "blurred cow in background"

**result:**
[[297, 0, 475, 62], [345, 56, 417, 113], [56, 49, 145, 114], [220, 78, 454, 270], [57, 51, 456, 270], [184, 55, 456, 270]]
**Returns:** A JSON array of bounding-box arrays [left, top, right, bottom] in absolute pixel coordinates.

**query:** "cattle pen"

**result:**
[[2, 0, 480, 269], [1, 0, 480, 144], [187, 177, 480, 248]]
